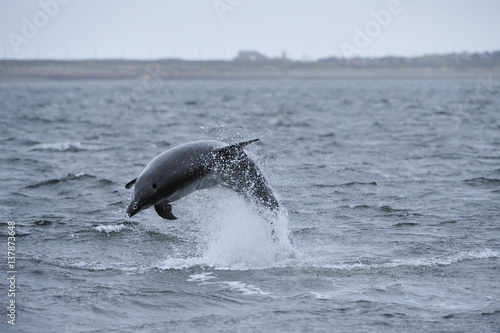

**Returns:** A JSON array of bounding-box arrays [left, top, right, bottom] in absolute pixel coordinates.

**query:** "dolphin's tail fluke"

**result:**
[[212, 138, 279, 211]]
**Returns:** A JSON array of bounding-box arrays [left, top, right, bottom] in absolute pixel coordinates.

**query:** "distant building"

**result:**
[[234, 50, 268, 61]]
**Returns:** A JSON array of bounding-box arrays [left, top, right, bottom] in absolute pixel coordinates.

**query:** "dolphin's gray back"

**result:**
[[142, 140, 225, 177], [141, 140, 226, 202], [162, 139, 279, 210]]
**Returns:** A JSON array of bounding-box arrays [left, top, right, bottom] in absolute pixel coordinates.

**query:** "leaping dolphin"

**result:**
[[125, 139, 279, 219]]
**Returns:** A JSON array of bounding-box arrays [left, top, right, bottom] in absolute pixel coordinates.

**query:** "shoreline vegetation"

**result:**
[[1, 51, 499, 81]]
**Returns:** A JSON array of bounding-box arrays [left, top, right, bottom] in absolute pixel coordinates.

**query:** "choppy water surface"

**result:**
[[1, 79, 499, 332]]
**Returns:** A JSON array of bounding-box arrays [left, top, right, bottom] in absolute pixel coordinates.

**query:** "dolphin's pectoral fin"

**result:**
[[154, 202, 177, 220], [125, 178, 137, 189]]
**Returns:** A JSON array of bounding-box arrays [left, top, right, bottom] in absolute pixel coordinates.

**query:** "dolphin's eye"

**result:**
[[152, 183, 157, 189]]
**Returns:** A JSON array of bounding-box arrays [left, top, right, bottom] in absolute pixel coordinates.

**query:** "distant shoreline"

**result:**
[[1, 59, 499, 81]]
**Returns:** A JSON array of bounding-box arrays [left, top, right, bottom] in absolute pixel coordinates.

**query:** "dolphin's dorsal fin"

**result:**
[[154, 202, 177, 220], [233, 138, 259, 149], [214, 139, 259, 158], [125, 178, 137, 189]]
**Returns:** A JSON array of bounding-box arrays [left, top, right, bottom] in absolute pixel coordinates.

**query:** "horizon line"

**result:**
[[1, 49, 499, 63]]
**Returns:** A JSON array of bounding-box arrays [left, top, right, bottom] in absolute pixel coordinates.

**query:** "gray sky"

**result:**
[[1, 0, 499, 60]]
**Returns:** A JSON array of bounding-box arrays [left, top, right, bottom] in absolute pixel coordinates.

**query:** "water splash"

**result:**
[[157, 189, 295, 270]]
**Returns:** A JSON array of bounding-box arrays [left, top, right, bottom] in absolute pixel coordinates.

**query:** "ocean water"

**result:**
[[0, 78, 499, 332]]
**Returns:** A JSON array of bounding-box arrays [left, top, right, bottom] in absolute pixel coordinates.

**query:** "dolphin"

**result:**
[[125, 139, 279, 219]]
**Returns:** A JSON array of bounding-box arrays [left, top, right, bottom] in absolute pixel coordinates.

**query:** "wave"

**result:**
[[187, 272, 270, 295], [26, 247, 499, 276], [66, 261, 110, 271], [313, 249, 500, 271], [338, 205, 411, 216], [314, 181, 377, 188], [388, 249, 500, 267], [93, 223, 136, 234], [24, 185, 497, 273], [392, 222, 419, 227], [26, 255, 148, 273], [29, 141, 85, 152], [149, 248, 500, 274], [1, 137, 40, 146], [464, 177, 500, 186], [25, 172, 96, 189], [26, 256, 113, 272], [25, 172, 114, 190]]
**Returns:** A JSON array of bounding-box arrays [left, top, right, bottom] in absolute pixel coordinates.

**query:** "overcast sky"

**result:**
[[1, 0, 499, 60]]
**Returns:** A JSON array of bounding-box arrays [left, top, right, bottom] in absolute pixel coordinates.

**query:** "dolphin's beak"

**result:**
[[126, 201, 139, 217]]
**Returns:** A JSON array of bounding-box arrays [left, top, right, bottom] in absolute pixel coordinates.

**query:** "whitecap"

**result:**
[[187, 272, 270, 295], [93, 224, 133, 234], [310, 292, 333, 300], [30, 141, 83, 152], [311, 249, 500, 271], [387, 249, 500, 268], [187, 272, 216, 284], [67, 261, 108, 271], [221, 281, 270, 295]]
